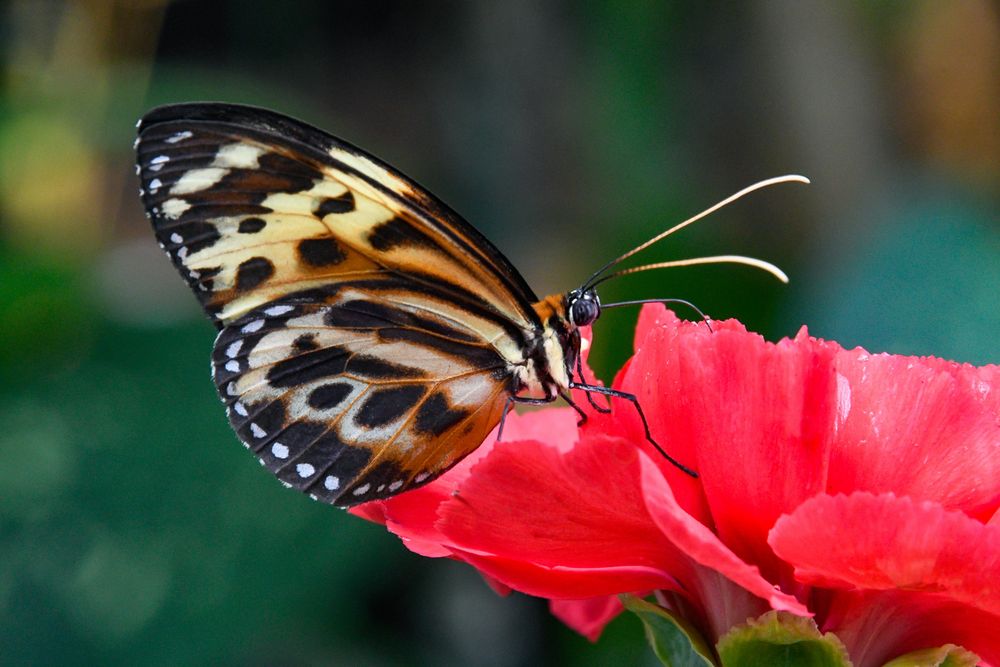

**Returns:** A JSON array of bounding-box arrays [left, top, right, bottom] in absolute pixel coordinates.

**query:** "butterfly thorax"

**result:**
[[513, 294, 578, 399]]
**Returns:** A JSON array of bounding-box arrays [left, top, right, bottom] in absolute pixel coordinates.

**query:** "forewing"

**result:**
[[135, 103, 539, 330], [212, 289, 512, 506]]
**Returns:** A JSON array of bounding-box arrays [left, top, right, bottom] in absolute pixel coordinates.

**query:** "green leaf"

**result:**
[[620, 594, 717, 666], [716, 611, 852, 667], [882, 644, 981, 667]]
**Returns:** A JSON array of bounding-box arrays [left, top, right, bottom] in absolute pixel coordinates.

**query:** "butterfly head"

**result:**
[[566, 288, 601, 327]]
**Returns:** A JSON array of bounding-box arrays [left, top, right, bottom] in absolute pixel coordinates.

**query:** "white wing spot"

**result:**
[[148, 155, 169, 171], [225, 360, 240, 373], [296, 463, 315, 478], [233, 401, 248, 417], [171, 166, 228, 195], [148, 178, 162, 194], [324, 475, 340, 491], [165, 130, 193, 144], [241, 319, 264, 333], [250, 422, 267, 438], [271, 442, 289, 459], [161, 198, 191, 219], [414, 472, 429, 483], [227, 382, 238, 396], [388, 480, 404, 492], [177, 246, 188, 261], [264, 305, 294, 317], [216, 143, 265, 169], [170, 233, 183, 244], [226, 340, 243, 358], [377, 484, 386, 492], [352, 483, 371, 496], [281, 481, 292, 488]]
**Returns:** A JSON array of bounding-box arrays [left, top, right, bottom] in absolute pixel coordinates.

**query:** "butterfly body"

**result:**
[[136, 103, 600, 505]]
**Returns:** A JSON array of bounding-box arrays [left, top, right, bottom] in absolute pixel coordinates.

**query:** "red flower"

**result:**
[[353, 306, 1000, 665]]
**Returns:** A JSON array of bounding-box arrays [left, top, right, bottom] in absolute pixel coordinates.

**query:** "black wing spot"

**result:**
[[298, 237, 346, 267], [308, 382, 354, 410], [368, 217, 435, 252], [292, 333, 319, 352], [238, 217, 266, 233], [314, 191, 355, 216], [266, 345, 350, 387], [349, 354, 426, 380], [414, 393, 470, 436], [235, 256, 275, 291], [324, 299, 480, 344], [355, 385, 428, 428]]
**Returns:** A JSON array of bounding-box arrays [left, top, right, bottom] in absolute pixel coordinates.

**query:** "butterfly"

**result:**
[[135, 103, 802, 507]]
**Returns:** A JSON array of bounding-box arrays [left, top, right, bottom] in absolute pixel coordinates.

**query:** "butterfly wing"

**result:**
[[214, 290, 511, 505], [136, 102, 540, 331], [135, 103, 539, 505]]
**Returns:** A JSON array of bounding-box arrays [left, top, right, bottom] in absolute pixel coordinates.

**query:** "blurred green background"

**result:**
[[1, 1, 997, 665]]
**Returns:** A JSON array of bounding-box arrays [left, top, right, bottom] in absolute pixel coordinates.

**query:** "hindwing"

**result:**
[[213, 288, 511, 505]]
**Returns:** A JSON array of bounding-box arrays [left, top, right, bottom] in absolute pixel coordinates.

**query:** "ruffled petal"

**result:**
[[619, 307, 840, 581], [829, 351, 1000, 518], [769, 492, 1000, 617]]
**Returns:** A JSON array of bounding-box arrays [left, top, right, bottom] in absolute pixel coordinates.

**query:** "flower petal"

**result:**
[[549, 596, 624, 642], [437, 434, 687, 597], [352, 409, 581, 557], [829, 351, 1000, 518], [820, 590, 1000, 667], [769, 492, 1000, 616], [639, 454, 810, 620], [620, 306, 840, 580]]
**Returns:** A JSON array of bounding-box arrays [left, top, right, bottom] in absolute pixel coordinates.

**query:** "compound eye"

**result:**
[[570, 297, 600, 326]]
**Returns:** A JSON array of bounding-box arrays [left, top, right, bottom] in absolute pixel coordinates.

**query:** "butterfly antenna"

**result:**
[[602, 297, 714, 332], [582, 174, 809, 290], [589, 254, 789, 289]]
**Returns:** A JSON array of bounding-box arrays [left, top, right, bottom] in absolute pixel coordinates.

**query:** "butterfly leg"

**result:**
[[558, 389, 589, 426], [497, 394, 559, 442], [575, 353, 611, 414], [569, 382, 698, 478]]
